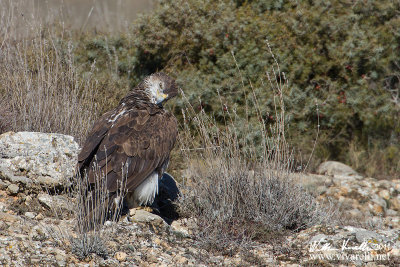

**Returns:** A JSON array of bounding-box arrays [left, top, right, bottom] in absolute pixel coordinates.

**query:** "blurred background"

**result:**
[[3, 0, 154, 36]]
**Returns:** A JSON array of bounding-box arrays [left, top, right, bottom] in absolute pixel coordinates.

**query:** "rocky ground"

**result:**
[[0, 132, 399, 266]]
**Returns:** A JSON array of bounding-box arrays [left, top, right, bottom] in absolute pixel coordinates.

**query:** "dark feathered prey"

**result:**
[[77, 72, 178, 219]]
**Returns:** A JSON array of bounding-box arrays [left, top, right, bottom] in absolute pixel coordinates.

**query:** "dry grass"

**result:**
[[176, 46, 331, 250], [0, 97, 12, 134], [0, 0, 98, 144], [46, 160, 127, 260], [348, 141, 400, 179]]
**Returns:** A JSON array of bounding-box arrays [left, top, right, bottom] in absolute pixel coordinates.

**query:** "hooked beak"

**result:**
[[156, 92, 169, 106]]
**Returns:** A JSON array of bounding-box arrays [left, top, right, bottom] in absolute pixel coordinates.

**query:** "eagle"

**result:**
[[77, 72, 178, 219]]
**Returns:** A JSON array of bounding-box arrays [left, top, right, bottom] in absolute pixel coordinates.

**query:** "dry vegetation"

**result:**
[[0, 0, 98, 144], [176, 50, 331, 250], [46, 163, 127, 260]]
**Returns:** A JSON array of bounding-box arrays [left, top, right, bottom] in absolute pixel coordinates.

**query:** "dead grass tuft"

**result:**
[[45, 160, 127, 260]]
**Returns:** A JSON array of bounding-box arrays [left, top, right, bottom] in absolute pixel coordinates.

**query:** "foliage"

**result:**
[[77, 0, 399, 177], [176, 62, 331, 249]]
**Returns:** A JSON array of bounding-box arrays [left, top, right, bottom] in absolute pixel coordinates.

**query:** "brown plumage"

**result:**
[[77, 72, 178, 219]]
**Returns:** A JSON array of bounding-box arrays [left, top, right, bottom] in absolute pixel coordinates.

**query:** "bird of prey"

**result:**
[[77, 72, 178, 218]]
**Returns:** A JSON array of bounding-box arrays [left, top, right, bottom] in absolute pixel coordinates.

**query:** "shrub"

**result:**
[[0, 97, 12, 134], [176, 55, 331, 249], [77, 0, 399, 177]]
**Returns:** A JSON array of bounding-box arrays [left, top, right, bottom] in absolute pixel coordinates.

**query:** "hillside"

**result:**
[[0, 132, 399, 266]]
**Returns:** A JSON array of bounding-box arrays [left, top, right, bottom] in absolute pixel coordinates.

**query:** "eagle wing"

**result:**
[[78, 107, 178, 193]]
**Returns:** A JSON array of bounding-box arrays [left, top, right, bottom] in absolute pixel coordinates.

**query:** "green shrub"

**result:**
[[75, 0, 399, 177]]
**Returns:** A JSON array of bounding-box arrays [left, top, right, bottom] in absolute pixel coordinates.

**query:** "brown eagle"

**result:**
[[77, 72, 178, 216]]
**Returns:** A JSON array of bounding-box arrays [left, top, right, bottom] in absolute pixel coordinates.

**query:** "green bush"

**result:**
[[77, 0, 400, 177]]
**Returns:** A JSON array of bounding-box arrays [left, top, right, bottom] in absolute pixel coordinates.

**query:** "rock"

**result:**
[[355, 230, 383, 243], [378, 189, 390, 200], [171, 219, 192, 237], [316, 161, 362, 178], [35, 213, 44, 220], [0, 202, 6, 212], [0, 220, 7, 231], [7, 183, 19, 195], [3, 172, 32, 186], [99, 258, 119, 266], [54, 249, 66, 267], [0, 212, 19, 222], [386, 209, 398, 216], [37, 193, 71, 211], [115, 251, 127, 262], [175, 255, 188, 265], [0, 131, 79, 188], [29, 225, 49, 241], [24, 212, 36, 219], [129, 209, 165, 226], [389, 248, 400, 258], [391, 196, 400, 211], [309, 234, 328, 244], [348, 208, 363, 218], [370, 195, 387, 215], [38, 194, 54, 209]]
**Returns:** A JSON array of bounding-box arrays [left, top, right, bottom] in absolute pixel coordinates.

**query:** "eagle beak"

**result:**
[[156, 92, 169, 106]]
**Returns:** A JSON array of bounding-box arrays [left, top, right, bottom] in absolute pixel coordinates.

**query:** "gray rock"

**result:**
[[7, 183, 19, 195], [386, 209, 398, 216], [0, 220, 7, 231], [355, 230, 383, 243], [129, 208, 165, 225], [316, 161, 362, 179], [309, 234, 328, 243], [24, 212, 37, 219], [371, 195, 387, 211], [0, 131, 79, 188], [1, 170, 32, 185], [171, 220, 191, 237], [0, 212, 19, 222], [37, 193, 71, 211], [0, 202, 6, 212], [29, 225, 49, 241]]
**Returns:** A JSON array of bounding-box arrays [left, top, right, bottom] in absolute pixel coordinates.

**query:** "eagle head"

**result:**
[[143, 72, 178, 105]]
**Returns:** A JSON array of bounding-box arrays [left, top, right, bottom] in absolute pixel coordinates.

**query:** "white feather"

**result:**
[[107, 108, 128, 129], [127, 172, 159, 207]]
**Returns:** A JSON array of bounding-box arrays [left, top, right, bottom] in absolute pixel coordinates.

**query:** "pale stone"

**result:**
[[171, 220, 191, 237], [378, 189, 390, 200], [316, 161, 362, 178], [129, 208, 165, 225], [24, 212, 36, 219], [390, 196, 400, 211], [115, 251, 127, 262], [0, 131, 79, 188], [7, 183, 19, 195], [0, 212, 19, 222]]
